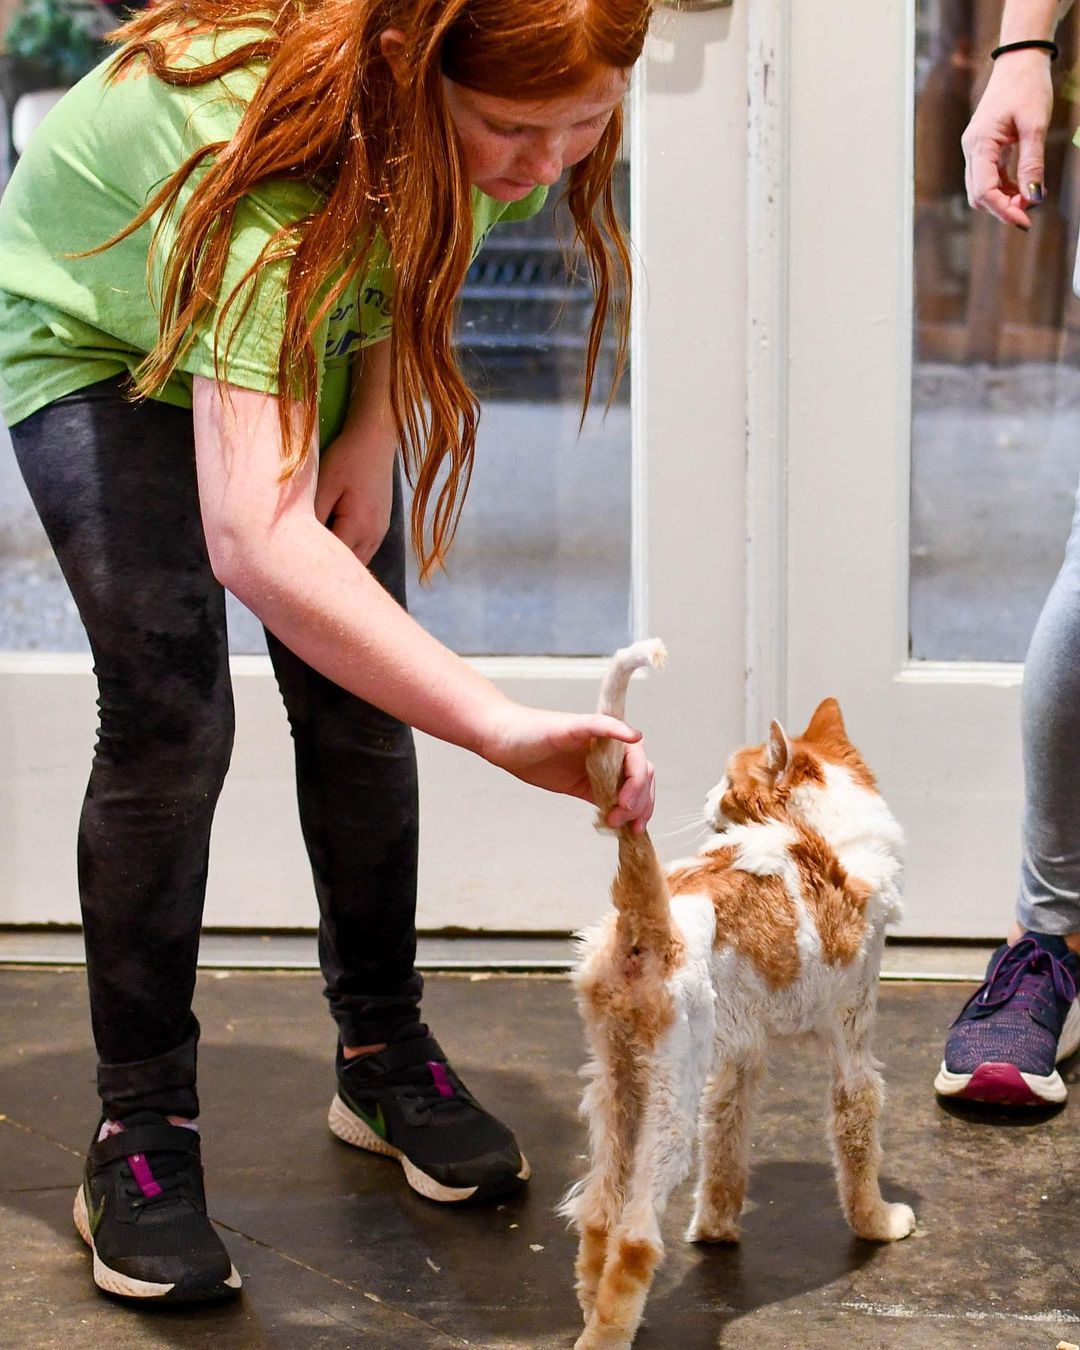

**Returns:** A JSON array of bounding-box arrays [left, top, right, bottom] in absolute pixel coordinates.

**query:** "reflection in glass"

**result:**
[[409, 168, 633, 657], [912, 0, 1080, 661]]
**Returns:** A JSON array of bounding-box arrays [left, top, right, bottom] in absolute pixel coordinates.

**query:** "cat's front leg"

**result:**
[[828, 1017, 916, 1242], [831, 1069, 915, 1241], [686, 1052, 763, 1243]]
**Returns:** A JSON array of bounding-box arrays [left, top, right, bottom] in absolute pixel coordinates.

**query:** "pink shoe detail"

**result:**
[[960, 1062, 1043, 1106], [427, 1061, 455, 1099]]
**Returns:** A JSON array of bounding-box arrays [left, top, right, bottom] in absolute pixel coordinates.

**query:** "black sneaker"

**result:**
[[328, 1024, 530, 1203], [73, 1112, 241, 1302]]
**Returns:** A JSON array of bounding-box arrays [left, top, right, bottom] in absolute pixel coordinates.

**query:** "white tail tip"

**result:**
[[614, 638, 667, 675], [597, 639, 667, 722]]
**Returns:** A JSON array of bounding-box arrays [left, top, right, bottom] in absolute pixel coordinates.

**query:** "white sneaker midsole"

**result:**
[[328, 1093, 530, 1203], [72, 1185, 241, 1297], [933, 1062, 1067, 1103]]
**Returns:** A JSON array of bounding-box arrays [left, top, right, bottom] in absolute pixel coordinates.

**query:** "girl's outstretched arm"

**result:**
[[193, 376, 655, 830]]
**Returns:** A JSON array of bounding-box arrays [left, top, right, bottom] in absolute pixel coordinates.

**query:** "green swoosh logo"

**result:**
[[87, 1186, 106, 1237], [353, 1099, 387, 1140]]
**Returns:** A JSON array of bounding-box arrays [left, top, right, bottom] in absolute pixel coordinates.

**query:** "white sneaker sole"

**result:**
[[934, 996, 1080, 1105], [327, 1093, 531, 1204], [73, 1186, 241, 1300]]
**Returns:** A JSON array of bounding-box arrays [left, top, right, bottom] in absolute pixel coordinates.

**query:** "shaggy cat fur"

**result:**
[[561, 640, 915, 1350]]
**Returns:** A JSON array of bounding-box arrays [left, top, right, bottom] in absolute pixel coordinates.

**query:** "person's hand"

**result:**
[[479, 703, 656, 833], [314, 434, 395, 565], [962, 50, 1054, 228]]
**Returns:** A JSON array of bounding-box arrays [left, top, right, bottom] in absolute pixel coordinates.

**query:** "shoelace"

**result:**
[[121, 1149, 199, 1210], [366, 1026, 470, 1117], [391, 1060, 469, 1116], [969, 937, 1078, 1017]]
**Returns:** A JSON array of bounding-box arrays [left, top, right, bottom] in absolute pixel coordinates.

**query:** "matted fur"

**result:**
[[562, 642, 915, 1350]]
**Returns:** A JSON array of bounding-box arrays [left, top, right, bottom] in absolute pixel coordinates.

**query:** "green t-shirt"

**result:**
[[0, 23, 546, 445]]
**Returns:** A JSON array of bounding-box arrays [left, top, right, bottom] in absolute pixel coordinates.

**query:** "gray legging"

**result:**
[[1019, 477, 1080, 937], [10, 376, 423, 1121]]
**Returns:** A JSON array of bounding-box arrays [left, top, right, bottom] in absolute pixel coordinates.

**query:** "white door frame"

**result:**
[[0, 4, 752, 932]]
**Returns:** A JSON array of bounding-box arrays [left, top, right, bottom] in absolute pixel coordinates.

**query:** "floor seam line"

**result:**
[[211, 1217, 472, 1346], [0, 1114, 84, 1160], [0, 1184, 81, 1195]]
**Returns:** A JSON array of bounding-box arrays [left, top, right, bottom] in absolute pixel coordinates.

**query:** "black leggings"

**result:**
[[11, 377, 422, 1120]]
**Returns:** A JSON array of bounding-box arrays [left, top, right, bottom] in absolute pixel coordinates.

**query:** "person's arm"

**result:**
[[313, 338, 397, 565], [193, 375, 655, 829], [962, 0, 1060, 228]]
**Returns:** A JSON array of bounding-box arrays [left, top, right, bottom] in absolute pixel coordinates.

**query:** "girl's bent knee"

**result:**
[[94, 690, 235, 793]]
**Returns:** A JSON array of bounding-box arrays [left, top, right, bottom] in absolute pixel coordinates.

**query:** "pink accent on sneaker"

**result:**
[[127, 1153, 163, 1198], [428, 1061, 455, 1098], [960, 1063, 1043, 1106]]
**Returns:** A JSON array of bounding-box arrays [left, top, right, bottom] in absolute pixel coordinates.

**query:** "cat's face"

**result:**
[[705, 698, 876, 830]]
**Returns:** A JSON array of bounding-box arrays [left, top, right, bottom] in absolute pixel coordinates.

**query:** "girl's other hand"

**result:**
[[962, 50, 1054, 228], [479, 704, 656, 833], [315, 338, 398, 565], [314, 435, 395, 565]]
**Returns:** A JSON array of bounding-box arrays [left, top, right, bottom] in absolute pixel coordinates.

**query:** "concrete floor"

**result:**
[[2, 970, 1080, 1348]]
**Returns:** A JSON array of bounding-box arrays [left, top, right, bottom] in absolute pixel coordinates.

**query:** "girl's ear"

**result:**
[[765, 720, 794, 787], [379, 28, 408, 85]]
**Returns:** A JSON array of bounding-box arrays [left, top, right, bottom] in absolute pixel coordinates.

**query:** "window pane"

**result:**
[[911, 0, 1080, 661], [408, 168, 632, 657]]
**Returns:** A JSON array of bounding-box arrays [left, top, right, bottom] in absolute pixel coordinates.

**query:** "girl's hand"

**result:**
[[314, 433, 395, 564], [962, 50, 1054, 228], [479, 704, 656, 833], [314, 337, 398, 564]]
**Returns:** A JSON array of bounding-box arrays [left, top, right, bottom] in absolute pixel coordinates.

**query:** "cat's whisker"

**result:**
[[655, 821, 708, 842], [661, 810, 708, 829]]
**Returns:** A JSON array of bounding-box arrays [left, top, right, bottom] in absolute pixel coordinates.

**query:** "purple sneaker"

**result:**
[[935, 933, 1080, 1106]]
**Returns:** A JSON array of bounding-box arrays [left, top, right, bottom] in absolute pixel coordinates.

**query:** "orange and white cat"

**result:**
[[562, 640, 915, 1350]]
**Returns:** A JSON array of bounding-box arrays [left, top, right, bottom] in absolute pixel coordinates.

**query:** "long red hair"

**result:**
[[102, 0, 651, 578]]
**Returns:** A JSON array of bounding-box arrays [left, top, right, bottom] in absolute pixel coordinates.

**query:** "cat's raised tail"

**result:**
[[587, 639, 667, 818], [587, 640, 673, 955]]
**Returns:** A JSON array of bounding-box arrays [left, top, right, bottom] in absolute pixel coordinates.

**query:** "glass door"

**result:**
[[0, 4, 750, 930], [777, 0, 1078, 935]]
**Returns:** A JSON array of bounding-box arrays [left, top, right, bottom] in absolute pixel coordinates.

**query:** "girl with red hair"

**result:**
[[0, 0, 654, 1302]]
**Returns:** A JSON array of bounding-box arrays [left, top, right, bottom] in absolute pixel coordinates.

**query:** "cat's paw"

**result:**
[[854, 1201, 916, 1242], [685, 1212, 741, 1244], [575, 1321, 634, 1350]]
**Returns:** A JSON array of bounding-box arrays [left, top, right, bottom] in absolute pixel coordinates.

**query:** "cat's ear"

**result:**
[[765, 720, 794, 786], [802, 697, 847, 744]]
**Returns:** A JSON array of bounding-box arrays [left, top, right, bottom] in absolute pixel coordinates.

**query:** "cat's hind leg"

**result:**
[[560, 1026, 643, 1320], [826, 1000, 916, 1242], [685, 1049, 764, 1243], [576, 1021, 708, 1350]]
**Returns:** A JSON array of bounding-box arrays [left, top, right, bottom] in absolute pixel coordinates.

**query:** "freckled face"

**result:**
[[442, 68, 630, 202]]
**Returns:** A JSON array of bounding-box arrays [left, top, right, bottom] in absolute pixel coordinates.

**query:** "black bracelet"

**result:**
[[991, 38, 1060, 60]]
